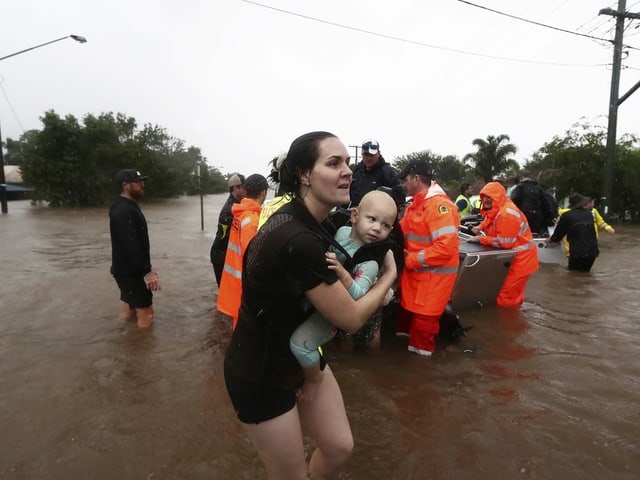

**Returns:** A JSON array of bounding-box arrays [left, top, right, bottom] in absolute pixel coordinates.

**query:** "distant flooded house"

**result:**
[[3, 165, 32, 200]]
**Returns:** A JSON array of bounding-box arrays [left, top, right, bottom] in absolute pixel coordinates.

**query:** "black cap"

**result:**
[[115, 169, 148, 184], [244, 174, 269, 197], [399, 159, 432, 179]]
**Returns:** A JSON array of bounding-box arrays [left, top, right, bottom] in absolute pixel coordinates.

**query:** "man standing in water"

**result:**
[[396, 160, 460, 356], [109, 169, 161, 328]]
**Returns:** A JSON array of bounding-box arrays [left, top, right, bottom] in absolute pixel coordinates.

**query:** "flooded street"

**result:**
[[1, 196, 638, 479]]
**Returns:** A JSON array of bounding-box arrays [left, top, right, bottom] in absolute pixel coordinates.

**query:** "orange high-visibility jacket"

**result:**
[[217, 198, 262, 326], [399, 182, 460, 316], [477, 182, 539, 276]]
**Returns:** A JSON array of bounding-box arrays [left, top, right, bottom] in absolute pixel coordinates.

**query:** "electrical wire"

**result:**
[[239, 0, 609, 67], [0, 77, 26, 134], [457, 0, 640, 50]]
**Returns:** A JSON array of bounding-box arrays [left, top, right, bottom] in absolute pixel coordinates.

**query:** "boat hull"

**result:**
[[450, 233, 515, 310]]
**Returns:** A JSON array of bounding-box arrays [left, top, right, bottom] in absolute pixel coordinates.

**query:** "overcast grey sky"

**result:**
[[1, 0, 640, 177]]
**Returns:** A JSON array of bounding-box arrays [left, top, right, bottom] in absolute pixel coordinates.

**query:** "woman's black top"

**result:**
[[224, 199, 339, 389]]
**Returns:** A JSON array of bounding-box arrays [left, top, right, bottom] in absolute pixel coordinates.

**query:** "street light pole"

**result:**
[[0, 34, 87, 214], [0, 122, 7, 214], [0, 35, 87, 62]]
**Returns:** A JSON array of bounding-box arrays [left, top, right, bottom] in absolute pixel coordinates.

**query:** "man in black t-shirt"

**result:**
[[110, 169, 161, 328]]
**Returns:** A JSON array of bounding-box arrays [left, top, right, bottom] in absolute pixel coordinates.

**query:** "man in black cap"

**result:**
[[395, 160, 460, 356], [109, 169, 160, 328], [210, 173, 246, 286], [348, 139, 405, 208]]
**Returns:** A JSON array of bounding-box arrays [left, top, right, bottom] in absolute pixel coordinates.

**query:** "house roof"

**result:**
[[4, 165, 24, 183]]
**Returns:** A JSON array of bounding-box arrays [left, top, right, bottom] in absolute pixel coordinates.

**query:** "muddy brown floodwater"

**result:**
[[1, 196, 638, 479]]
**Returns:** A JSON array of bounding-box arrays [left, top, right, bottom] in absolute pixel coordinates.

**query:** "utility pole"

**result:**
[[197, 162, 204, 231], [0, 123, 7, 214], [599, 1, 640, 215], [349, 145, 361, 165]]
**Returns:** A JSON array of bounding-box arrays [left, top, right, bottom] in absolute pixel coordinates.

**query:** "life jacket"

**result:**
[[217, 198, 262, 328]]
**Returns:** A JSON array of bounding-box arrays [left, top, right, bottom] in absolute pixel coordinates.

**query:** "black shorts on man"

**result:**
[[115, 276, 152, 309]]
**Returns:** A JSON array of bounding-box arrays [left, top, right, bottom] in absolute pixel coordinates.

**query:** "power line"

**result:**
[[0, 77, 25, 134], [240, 0, 609, 67], [457, 0, 639, 50]]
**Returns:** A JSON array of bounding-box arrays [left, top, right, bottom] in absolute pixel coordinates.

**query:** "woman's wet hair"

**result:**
[[279, 131, 337, 195]]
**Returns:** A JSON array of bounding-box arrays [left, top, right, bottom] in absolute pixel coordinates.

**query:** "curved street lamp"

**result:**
[[0, 34, 87, 62], [0, 34, 87, 213]]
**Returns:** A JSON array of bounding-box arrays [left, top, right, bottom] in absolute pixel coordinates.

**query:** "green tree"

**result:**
[[4, 130, 39, 166], [525, 121, 640, 220], [21, 111, 84, 206], [463, 134, 519, 183], [18, 109, 230, 206]]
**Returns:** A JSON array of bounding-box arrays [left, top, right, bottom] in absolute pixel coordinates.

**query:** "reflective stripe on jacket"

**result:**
[[399, 182, 460, 316], [217, 198, 262, 324]]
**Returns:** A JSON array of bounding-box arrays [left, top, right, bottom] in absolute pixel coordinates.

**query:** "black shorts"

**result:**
[[223, 354, 327, 425], [224, 360, 297, 424], [115, 276, 152, 309]]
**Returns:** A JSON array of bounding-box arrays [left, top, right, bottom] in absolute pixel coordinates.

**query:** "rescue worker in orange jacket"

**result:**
[[217, 174, 269, 328], [396, 160, 460, 356], [468, 182, 538, 308]]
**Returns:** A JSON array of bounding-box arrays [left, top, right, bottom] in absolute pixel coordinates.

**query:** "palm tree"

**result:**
[[463, 134, 518, 183]]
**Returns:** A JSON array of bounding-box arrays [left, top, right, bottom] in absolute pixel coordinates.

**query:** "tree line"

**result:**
[[4, 110, 230, 206], [4, 111, 640, 221], [392, 124, 640, 223]]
